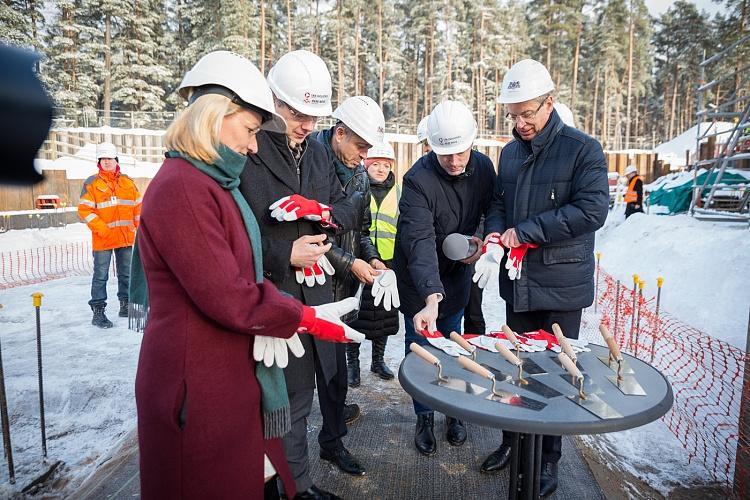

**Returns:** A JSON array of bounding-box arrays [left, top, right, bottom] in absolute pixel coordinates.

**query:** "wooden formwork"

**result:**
[[604, 151, 663, 182]]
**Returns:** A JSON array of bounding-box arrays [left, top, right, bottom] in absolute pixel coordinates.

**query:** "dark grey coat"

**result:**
[[239, 130, 357, 392], [484, 110, 609, 313]]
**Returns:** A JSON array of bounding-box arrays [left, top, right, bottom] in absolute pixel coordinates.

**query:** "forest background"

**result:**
[[1, 0, 748, 149]]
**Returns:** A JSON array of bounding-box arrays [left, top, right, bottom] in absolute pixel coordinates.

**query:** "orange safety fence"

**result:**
[[0, 242, 117, 290], [581, 267, 747, 494]]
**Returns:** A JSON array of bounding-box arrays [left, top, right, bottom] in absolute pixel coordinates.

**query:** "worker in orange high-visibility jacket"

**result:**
[[78, 142, 142, 328], [623, 164, 643, 218]]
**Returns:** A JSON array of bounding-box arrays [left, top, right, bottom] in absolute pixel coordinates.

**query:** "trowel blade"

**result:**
[[567, 392, 622, 419], [519, 357, 547, 375], [485, 389, 548, 411], [431, 377, 487, 396], [597, 356, 635, 374], [607, 375, 646, 396], [481, 364, 562, 399]]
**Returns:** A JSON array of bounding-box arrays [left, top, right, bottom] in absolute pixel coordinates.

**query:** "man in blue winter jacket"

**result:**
[[475, 59, 609, 497], [393, 100, 496, 457]]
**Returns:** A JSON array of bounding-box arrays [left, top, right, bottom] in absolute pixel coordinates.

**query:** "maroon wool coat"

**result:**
[[135, 157, 302, 499]]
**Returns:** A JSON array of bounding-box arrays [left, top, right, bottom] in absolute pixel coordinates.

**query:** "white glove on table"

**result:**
[[371, 269, 400, 311]]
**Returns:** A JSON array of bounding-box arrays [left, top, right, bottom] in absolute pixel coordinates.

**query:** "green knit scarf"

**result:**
[[129, 144, 291, 439]]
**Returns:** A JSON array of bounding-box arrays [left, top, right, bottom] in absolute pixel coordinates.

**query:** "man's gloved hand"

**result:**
[[472, 232, 504, 289], [505, 243, 538, 280], [269, 194, 337, 228], [294, 254, 335, 287], [371, 269, 400, 311], [298, 297, 366, 343], [253, 333, 306, 368]]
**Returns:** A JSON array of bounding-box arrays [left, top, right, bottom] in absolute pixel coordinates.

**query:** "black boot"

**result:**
[[91, 304, 113, 329], [370, 337, 394, 380], [445, 417, 467, 446], [481, 442, 512, 472], [118, 299, 129, 318], [346, 343, 360, 387], [343, 403, 361, 425], [539, 461, 559, 497], [414, 412, 436, 456]]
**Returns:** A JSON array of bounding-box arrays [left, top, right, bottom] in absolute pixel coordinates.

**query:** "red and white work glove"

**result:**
[[505, 243, 538, 280], [269, 194, 337, 228], [253, 334, 305, 368], [419, 329, 472, 357], [295, 254, 335, 287], [298, 297, 366, 343], [472, 232, 505, 289]]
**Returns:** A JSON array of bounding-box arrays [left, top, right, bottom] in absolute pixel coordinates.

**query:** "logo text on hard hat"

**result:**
[[508, 81, 521, 90], [304, 92, 311, 103]]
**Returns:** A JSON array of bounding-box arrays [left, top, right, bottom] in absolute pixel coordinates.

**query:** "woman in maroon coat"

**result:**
[[133, 51, 364, 499]]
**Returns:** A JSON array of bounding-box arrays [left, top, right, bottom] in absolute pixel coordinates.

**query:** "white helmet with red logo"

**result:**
[[426, 100, 477, 155], [267, 50, 333, 116], [499, 59, 555, 104], [332, 96, 386, 147]]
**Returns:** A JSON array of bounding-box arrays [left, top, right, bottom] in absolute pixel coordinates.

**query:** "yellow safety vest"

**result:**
[[369, 185, 400, 261]]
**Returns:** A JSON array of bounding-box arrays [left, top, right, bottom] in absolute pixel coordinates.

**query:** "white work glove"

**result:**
[[472, 233, 504, 289], [295, 254, 335, 287], [371, 270, 400, 311], [419, 330, 471, 357], [253, 333, 306, 368], [298, 297, 366, 343]]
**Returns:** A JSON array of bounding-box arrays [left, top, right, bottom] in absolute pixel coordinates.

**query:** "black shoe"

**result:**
[[344, 403, 361, 425], [319, 446, 366, 476], [370, 337, 394, 380], [481, 443, 511, 472], [91, 304, 113, 329], [118, 300, 128, 318], [346, 343, 361, 387], [294, 484, 342, 500], [445, 417, 467, 446], [539, 461, 558, 497], [414, 412, 436, 456]]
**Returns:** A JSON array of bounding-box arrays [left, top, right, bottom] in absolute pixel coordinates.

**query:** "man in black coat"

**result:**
[[393, 100, 496, 457], [478, 59, 609, 497], [239, 50, 359, 500]]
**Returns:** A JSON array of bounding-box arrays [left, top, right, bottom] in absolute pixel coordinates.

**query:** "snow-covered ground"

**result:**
[[0, 209, 747, 496]]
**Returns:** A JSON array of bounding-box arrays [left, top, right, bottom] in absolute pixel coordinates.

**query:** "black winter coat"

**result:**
[[239, 130, 357, 392], [485, 110, 609, 313], [393, 151, 496, 318], [350, 172, 400, 339], [310, 129, 380, 302]]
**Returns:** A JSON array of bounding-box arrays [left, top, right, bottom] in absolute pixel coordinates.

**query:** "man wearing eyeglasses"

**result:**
[[239, 50, 359, 500], [478, 59, 609, 497]]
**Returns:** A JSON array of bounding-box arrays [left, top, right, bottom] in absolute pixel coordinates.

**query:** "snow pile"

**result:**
[[35, 143, 163, 180], [654, 122, 735, 168], [0, 223, 90, 252]]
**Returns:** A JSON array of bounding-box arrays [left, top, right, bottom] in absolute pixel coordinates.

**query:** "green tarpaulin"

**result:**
[[648, 170, 749, 214]]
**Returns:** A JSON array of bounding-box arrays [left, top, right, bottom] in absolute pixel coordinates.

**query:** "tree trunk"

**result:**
[[571, 13, 583, 112], [103, 13, 111, 126], [377, 0, 384, 106], [625, 5, 634, 147], [592, 66, 600, 140], [287, 0, 292, 52], [336, 0, 344, 105], [354, 5, 360, 96], [259, 0, 266, 72], [668, 66, 679, 140], [601, 67, 609, 147]]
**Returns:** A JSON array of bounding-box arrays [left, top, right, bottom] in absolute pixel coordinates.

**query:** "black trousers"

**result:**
[[316, 342, 348, 453], [463, 269, 486, 334], [501, 306, 583, 464]]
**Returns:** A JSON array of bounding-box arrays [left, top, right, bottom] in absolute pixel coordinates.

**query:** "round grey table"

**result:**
[[398, 343, 673, 500]]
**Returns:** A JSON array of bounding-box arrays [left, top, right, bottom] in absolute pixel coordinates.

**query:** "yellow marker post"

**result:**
[[31, 292, 47, 460], [629, 274, 640, 347], [651, 277, 665, 363]]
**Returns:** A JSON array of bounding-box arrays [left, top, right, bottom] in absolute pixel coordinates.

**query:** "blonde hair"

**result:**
[[164, 94, 242, 163]]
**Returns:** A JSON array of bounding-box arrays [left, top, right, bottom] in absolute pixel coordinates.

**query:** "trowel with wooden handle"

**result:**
[[409, 343, 487, 396], [597, 325, 646, 396], [500, 325, 547, 374], [492, 342, 563, 398], [458, 356, 547, 411], [559, 352, 622, 419]]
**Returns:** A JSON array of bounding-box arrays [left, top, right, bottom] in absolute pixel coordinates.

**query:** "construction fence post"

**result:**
[[734, 307, 750, 498], [32, 293, 47, 461], [0, 304, 14, 484], [650, 277, 664, 364]]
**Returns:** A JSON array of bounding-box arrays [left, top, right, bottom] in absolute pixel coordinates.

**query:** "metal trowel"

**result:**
[[494, 342, 563, 399], [550, 323, 587, 373], [449, 331, 477, 361], [501, 325, 547, 375], [598, 325, 646, 396], [458, 356, 547, 411], [559, 352, 622, 419], [409, 343, 487, 396]]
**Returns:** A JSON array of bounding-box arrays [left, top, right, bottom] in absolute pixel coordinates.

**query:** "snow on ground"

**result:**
[[0, 207, 747, 495]]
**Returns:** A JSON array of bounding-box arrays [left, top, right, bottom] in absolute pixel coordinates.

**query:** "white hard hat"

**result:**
[[625, 165, 637, 176], [499, 59, 555, 104], [554, 102, 576, 127], [416, 116, 429, 142], [426, 100, 477, 155], [96, 142, 117, 160], [179, 50, 286, 133], [332, 96, 385, 147], [267, 50, 332, 116], [367, 141, 395, 161]]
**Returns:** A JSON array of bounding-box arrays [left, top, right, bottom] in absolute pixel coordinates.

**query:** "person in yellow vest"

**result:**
[[348, 142, 400, 384], [78, 142, 141, 328], [624, 164, 643, 218]]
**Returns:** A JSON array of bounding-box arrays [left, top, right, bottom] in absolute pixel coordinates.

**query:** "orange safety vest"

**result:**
[[624, 175, 641, 204], [78, 170, 142, 251]]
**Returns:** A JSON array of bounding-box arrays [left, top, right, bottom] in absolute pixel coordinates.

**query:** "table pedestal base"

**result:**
[[507, 433, 543, 500]]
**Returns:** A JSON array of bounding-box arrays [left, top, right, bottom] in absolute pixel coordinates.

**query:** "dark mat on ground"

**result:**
[[74, 370, 605, 499]]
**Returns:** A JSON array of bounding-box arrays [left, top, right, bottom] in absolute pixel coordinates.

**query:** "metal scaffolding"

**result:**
[[690, 34, 750, 223]]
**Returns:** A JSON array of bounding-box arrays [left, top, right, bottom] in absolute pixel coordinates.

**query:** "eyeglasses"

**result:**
[[278, 99, 318, 124], [505, 98, 547, 124]]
